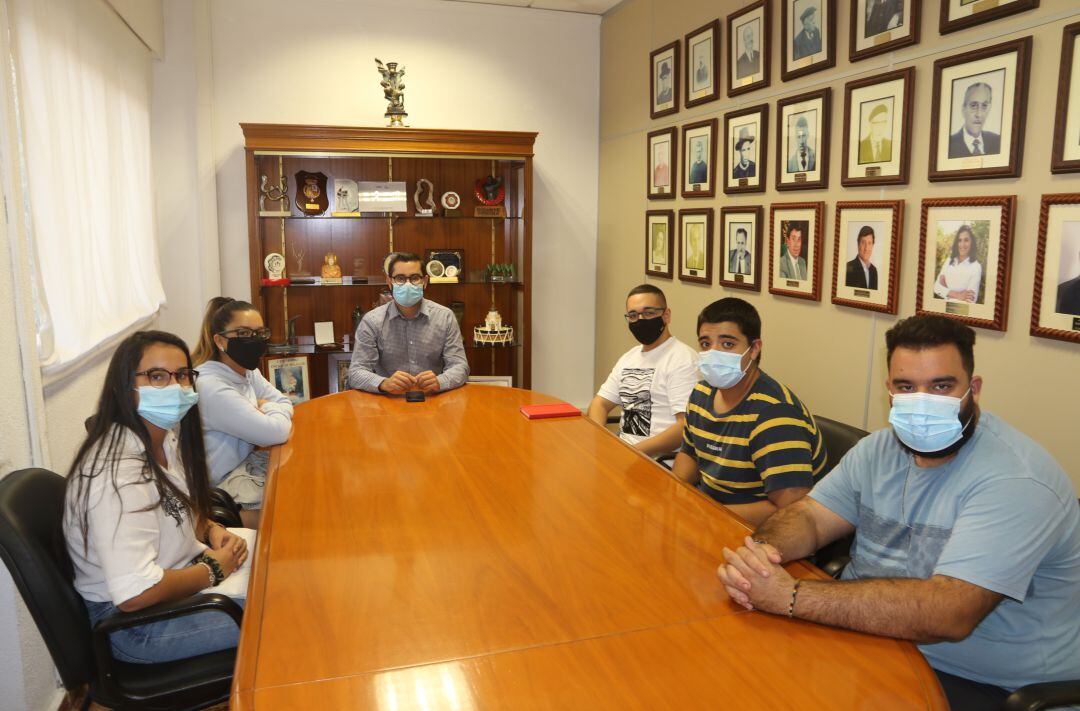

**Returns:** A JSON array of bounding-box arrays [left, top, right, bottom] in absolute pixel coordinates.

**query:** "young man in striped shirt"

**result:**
[[672, 298, 826, 526]]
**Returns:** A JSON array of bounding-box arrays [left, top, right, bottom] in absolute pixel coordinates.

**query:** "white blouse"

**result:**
[[933, 257, 983, 303], [64, 427, 206, 605]]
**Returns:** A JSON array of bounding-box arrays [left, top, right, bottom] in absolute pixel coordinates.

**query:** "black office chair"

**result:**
[[811, 415, 871, 579], [0, 468, 242, 710]]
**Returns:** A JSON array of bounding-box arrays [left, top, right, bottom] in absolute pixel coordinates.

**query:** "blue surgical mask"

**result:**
[[699, 346, 752, 389], [888, 389, 971, 454], [392, 282, 424, 307], [137, 384, 198, 430]]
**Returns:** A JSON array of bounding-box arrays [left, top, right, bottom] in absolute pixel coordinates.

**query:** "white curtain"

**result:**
[[9, 0, 164, 379]]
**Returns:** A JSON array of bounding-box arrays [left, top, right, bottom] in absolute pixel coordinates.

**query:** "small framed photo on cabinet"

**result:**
[[719, 206, 764, 291], [327, 353, 352, 394], [928, 37, 1032, 182], [650, 41, 680, 119], [781, 0, 835, 82], [777, 88, 830, 190], [1030, 193, 1080, 344], [646, 210, 675, 279], [679, 208, 714, 285], [685, 20, 721, 108], [939, 0, 1037, 35], [682, 118, 718, 198], [831, 200, 903, 314], [1052, 22, 1080, 175], [647, 127, 678, 199], [850, 0, 919, 62], [267, 356, 311, 404], [916, 195, 1016, 331], [769, 201, 824, 300], [723, 104, 768, 195], [728, 0, 770, 97], [842, 67, 913, 186]]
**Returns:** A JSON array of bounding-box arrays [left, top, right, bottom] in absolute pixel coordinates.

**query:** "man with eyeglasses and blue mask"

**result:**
[[587, 284, 698, 458], [717, 315, 1080, 710], [673, 297, 826, 526], [347, 252, 469, 395]]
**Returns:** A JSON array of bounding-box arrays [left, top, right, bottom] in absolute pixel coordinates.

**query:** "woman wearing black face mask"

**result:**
[[193, 297, 294, 527]]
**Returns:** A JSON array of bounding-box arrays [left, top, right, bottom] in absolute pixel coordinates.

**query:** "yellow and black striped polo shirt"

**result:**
[[680, 371, 827, 504]]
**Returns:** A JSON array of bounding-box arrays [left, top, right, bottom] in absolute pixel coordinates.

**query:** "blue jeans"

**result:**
[[85, 597, 245, 664]]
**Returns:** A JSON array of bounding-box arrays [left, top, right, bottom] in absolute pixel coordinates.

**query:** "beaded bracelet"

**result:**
[[197, 553, 225, 586], [197, 561, 216, 588], [788, 579, 803, 618]]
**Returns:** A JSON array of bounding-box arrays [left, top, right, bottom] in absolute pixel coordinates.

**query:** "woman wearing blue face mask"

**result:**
[[64, 331, 249, 663]]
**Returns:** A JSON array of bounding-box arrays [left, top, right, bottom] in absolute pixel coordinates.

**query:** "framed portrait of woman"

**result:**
[[916, 196, 1016, 331]]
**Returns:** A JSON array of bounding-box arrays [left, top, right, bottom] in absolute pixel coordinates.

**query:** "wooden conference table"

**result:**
[[231, 386, 946, 709]]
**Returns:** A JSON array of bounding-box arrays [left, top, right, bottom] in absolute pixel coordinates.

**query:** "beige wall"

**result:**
[[598, 0, 1080, 485]]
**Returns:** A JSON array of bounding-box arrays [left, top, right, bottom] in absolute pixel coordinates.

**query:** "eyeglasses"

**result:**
[[135, 368, 199, 388], [390, 274, 425, 286], [624, 308, 665, 323], [219, 327, 271, 340]]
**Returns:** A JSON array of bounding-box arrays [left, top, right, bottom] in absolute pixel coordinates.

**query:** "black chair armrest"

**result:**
[[1003, 681, 1080, 711], [209, 488, 243, 527], [656, 453, 675, 463], [210, 505, 243, 528], [606, 414, 620, 424]]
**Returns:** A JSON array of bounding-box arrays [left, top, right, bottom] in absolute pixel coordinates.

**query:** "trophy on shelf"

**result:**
[[441, 191, 462, 217], [413, 178, 436, 217], [259, 174, 291, 217], [375, 58, 408, 127], [485, 263, 515, 283], [294, 171, 329, 216], [425, 249, 462, 284], [352, 256, 368, 284], [474, 308, 513, 346], [332, 179, 360, 217], [290, 240, 309, 278], [474, 175, 506, 218], [321, 251, 343, 285], [262, 252, 289, 286]]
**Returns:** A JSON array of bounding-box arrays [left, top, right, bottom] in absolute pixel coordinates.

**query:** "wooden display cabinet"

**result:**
[[241, 124, 536, 397]]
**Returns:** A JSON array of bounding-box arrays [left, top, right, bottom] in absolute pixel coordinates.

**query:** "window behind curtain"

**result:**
[[9, 0, 164, 379]]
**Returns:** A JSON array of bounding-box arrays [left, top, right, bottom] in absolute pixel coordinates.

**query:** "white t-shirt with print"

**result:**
[[596, 336, 700, 450]]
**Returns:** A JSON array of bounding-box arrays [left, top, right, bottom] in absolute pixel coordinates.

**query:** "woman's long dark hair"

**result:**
[[66, 330, 212, 551], [949, 225, 977, 265], [192, 297, 257, 366]]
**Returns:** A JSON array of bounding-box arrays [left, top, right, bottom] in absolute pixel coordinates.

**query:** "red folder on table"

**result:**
[[520, 402, 581, 420]]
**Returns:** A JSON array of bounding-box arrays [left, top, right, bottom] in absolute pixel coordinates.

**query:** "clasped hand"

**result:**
[[206, 523, 248, 577], [380, 370, 440, 394], [717, 536, 794, 615]]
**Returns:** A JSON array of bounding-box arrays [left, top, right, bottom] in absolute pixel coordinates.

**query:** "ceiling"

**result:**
[[444, 0, 623, 15]]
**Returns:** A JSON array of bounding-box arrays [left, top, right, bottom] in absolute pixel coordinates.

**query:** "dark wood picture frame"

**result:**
[[681, 118, 718, 198], [916, 195, 1016, 332], [647, 127, 678, 200], [841, 67, 914, 187], [678, 207, 714, 285], [727, 0, 771, 98], [645, 209, 676, 279], [719, 206, 764, 291], [928, 37, 1032, 182], [776, 87, 831, 191], [831, 200, 904, 314], [1030, 193, 1080, 344], [769, 201, 825, 301], [685, 19, 721, 108], [723, 104, 769, 195], [781, 0, 836, 82], [850, 0, 920, 63], [650, 40, 681, 120], [1052, 22, 1080, 175], [939, 0, 1038, 35]]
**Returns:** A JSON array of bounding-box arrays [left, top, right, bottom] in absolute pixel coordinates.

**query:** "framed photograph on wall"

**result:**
[[850, 0, 919, 62], [728, 0, 770, 98], [647, 127, 678, 199], [720, 206, 764, 291], [916, 195, 1016, 331], [646, 210, 675, 278], [678, 208, 714, 285], [685, 20, 721, 108], [776, 88, 830, 190], [1052, 22, 1080, 174], [723, 104, 769, 195], [842, 67, 914, 186], [1030, 193, 1080, 344], [681, 118, 718, 198], [327, 353, 352, 394], [940, 0, 1037, 35], [781, 0, 835, 82], [267, 356, 310, 404], [650, 40, 680, 119], [831, 200, 904, 314], [928, 37, 1032, 182], [769, 201, 824, 300]]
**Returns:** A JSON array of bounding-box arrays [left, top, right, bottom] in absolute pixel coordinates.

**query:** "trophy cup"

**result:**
[[474, 175, 507, 218], [259, 174, 291, 217], [375, 58, 408, 127], [413, 179, 436, 217]]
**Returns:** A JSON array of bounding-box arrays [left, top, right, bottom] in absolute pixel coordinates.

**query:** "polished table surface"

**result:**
[[231, 386, 946, 709]]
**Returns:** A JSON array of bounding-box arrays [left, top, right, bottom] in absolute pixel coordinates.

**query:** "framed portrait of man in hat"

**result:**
[[842, 67, 914, 186], [650, 40, 681, 119], [782, 0, 836, 81], [723, 104, 768, 194]]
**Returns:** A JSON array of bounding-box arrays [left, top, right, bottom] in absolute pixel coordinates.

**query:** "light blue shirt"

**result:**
[[195, 360, 293, 484], [810, 412, 1080, 691]]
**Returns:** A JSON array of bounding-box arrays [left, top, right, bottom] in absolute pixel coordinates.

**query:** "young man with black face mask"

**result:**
[[587, 285, 699, 458], [717, 315, 1080, 710]]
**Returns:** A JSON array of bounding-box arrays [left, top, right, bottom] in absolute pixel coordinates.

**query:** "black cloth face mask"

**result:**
[[628, 316, 665, 345], [224, 336, 267, 371]]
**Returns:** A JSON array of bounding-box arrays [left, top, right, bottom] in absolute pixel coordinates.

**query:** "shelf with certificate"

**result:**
[[242, 124, 536, 398]]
